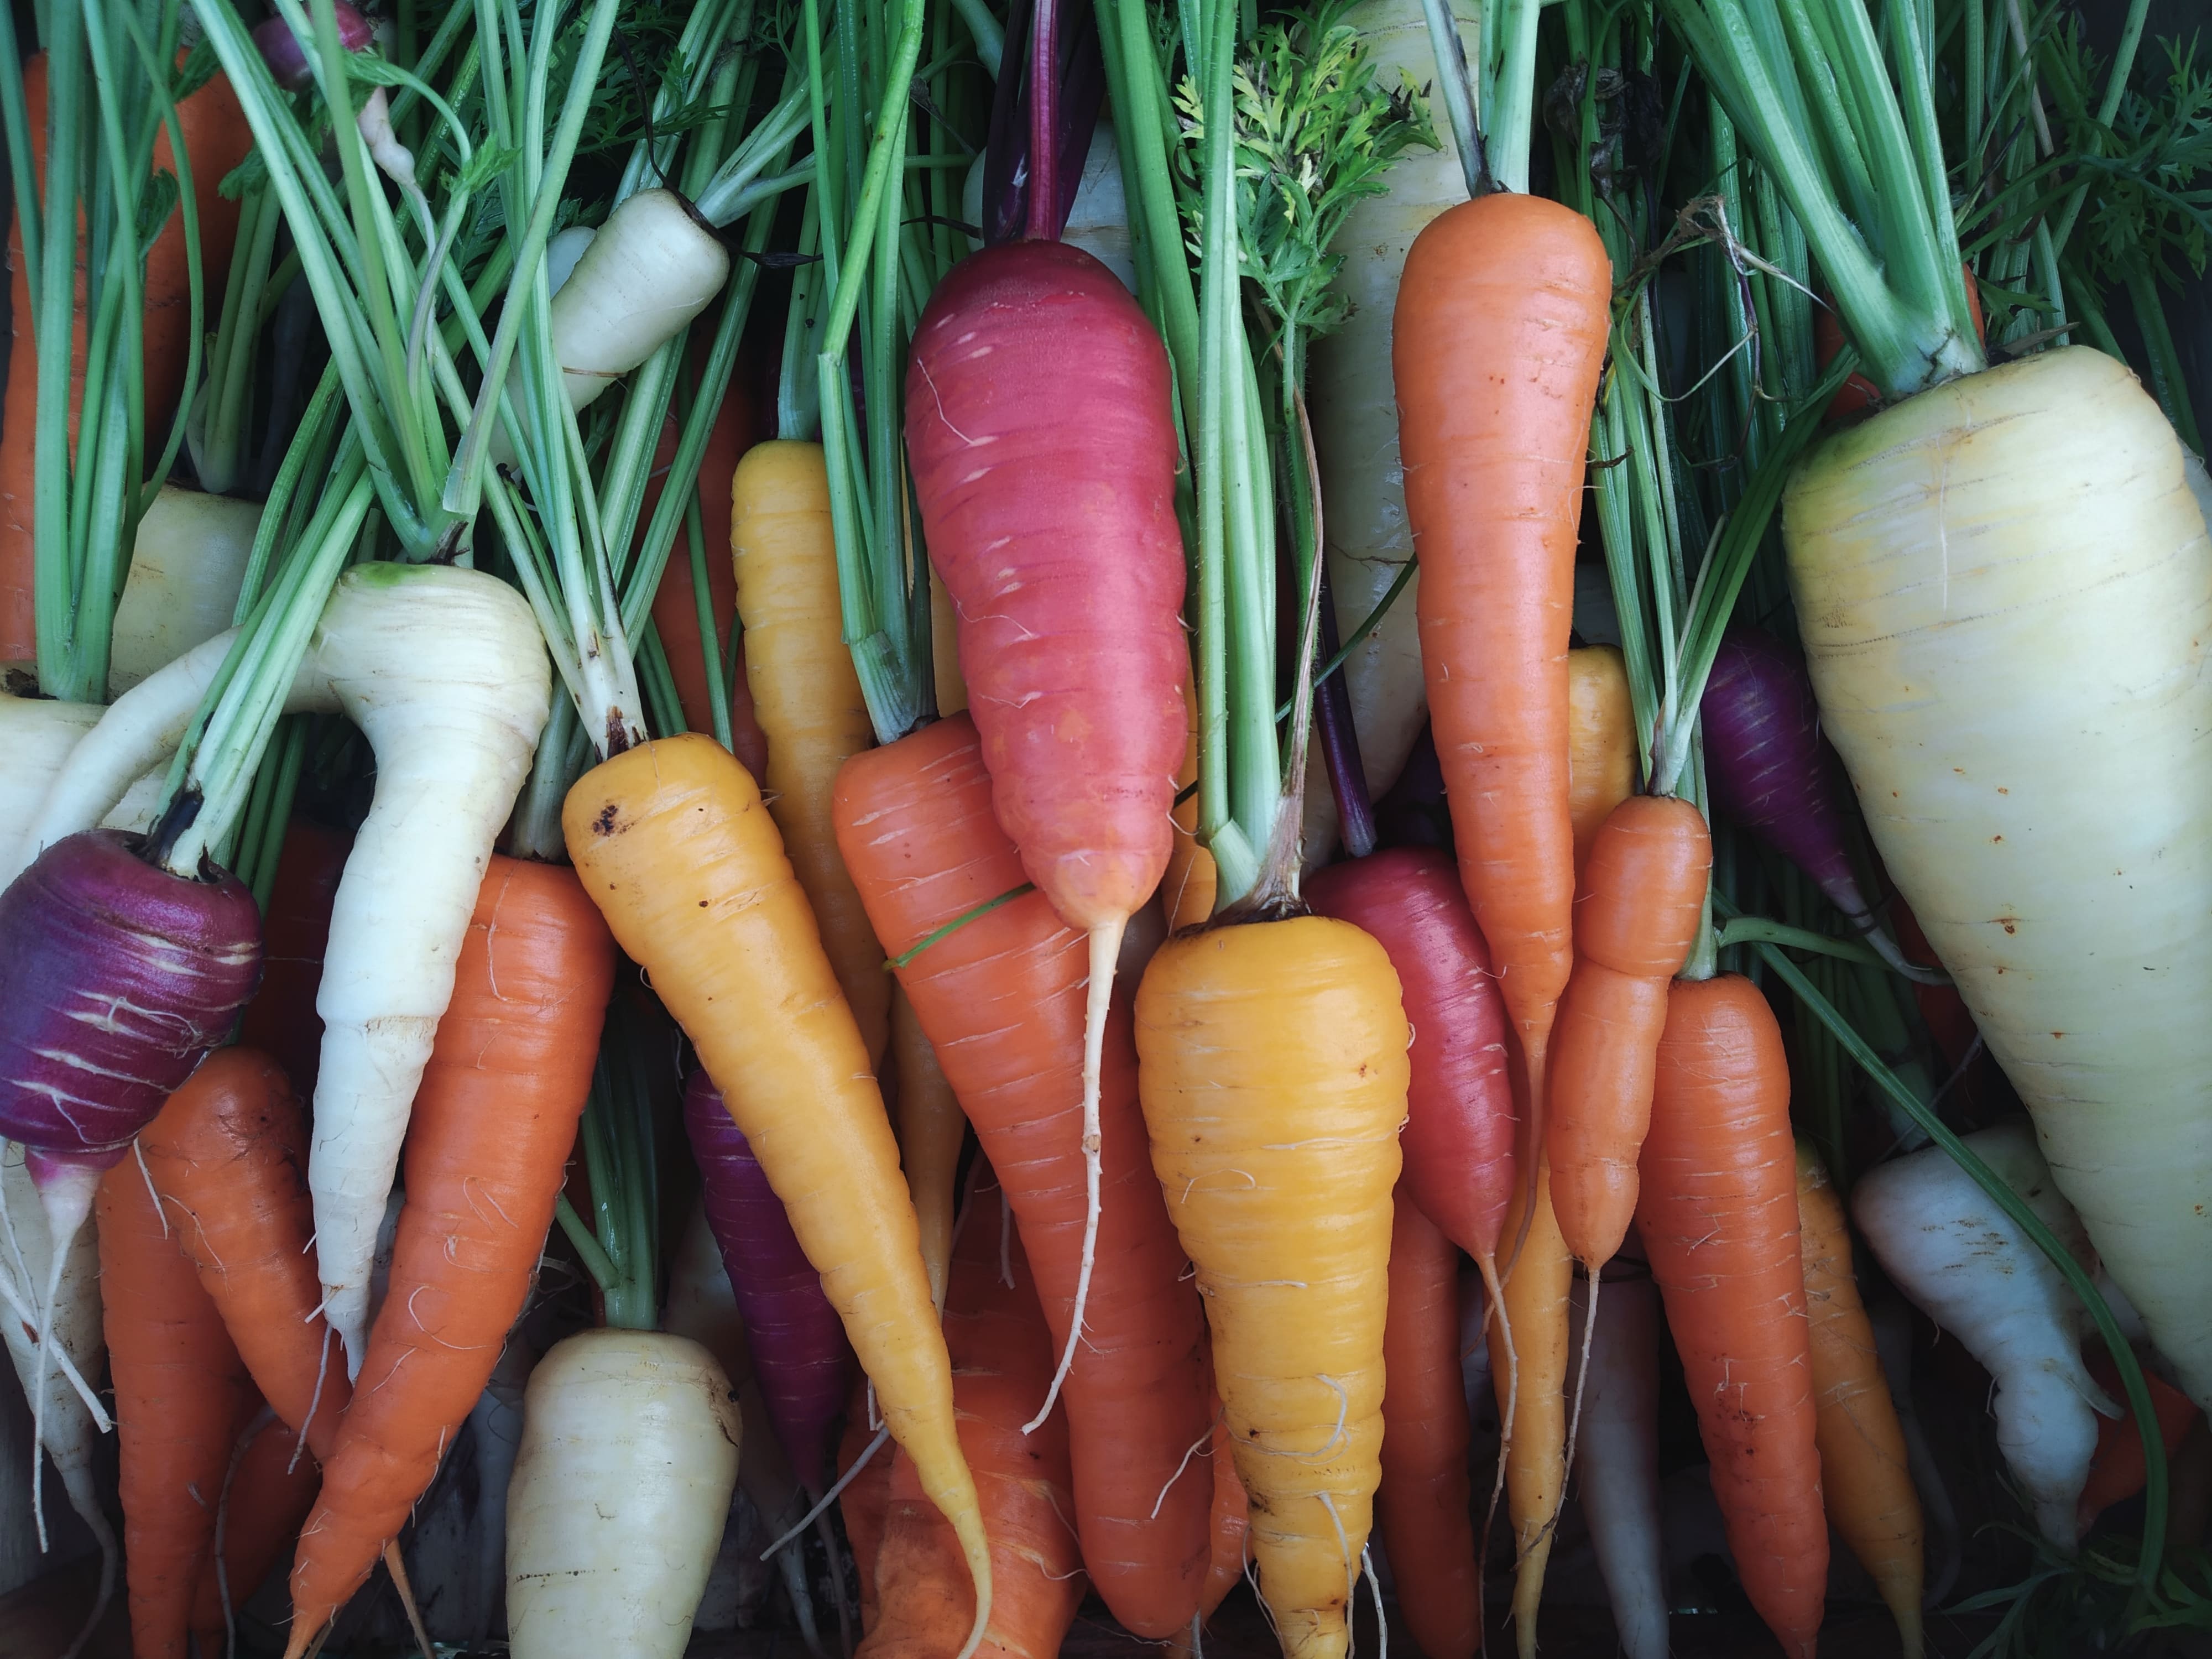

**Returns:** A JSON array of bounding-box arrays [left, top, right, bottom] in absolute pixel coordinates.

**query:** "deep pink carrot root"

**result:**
[[1700, 629, 1872, 925], [1306, 847, 1515, 1260], [0, 831, 262, 1173], [682, 1071, 854, 1491], [905, 242, 1186, 933]]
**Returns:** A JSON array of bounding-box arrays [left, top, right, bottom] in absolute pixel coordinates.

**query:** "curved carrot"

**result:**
[[731, 439, 889, 1065], [891, 985, 964, 1311], [1378, 1192, 1479, 1659], [1135, 915, 1407, 1659], [1796, 1142, 1922, 1658], [236, 818, 352, 1099], [565, 734, 990, 1655], [1486, 1166, 1572, 1659], [281, 856, 614, 1653], [1638, 975, 1825, 1657], [833, 716, 1212, 1638], [1566, 645, 1635, 878], [860, 1177, 1083, 1659], [97, 1148, 257, 1659], [1547, 795, 1711, 1268], [138, 1046, 349, 1458], [1393, 192, 1611, 1118], [189, 1415, 320, 1651]]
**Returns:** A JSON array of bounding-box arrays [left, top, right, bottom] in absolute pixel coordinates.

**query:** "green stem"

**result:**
[[32, 0, 86, 698]]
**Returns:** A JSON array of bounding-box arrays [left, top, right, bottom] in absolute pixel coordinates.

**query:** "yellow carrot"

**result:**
[[564, 734, 989, 1657], [1797, 1142, 1923, 1658], [1134, 915, 1406, 1659], [1487, 1165, 1572, 1659], [731, 440, 890, 1065]]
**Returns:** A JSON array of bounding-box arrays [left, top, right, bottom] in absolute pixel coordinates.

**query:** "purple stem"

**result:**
[[1025, 0, 1060, 242], [980, 0, 1104, 246], [681, 1071, 854, 1494]]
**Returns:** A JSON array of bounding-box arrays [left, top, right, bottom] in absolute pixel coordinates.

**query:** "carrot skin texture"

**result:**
[[1378, 1193, 1479, 1659], [1796, 1143, 1922, 1658], [1547, 795, 1712, 1267], [1638, 975, 1826, 1657], [683, 1070, 855, 1491], [1488, 1166, 1573, 1659], [138, 1047, 349, 1459], [237, 820, 352, 1099], [859, 1192, 1083, 1659], [905, 242, 1186, 933], [1566, 646, 1636, 877], [1393, 193, 1611, 1097], [1136, 917, 1408, 1659], [188, 1415, 320, 1646], [1306, 846, 1515, 1262], [99, 1154, 258, 1659], [283, 857, 614, 1640], [834, 717, 1212, 1637], [1199, 1410, 1249, 1621], [566, 734, 990, 1634]]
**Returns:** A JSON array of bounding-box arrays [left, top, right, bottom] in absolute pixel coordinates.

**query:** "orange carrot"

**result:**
[[1165, 643, 1217, 931], [280, 857, 615, 1653], [1199, 1406, 1248, 1625], [97, 1147, 257, 1659], [236, 818, 352, 1099], [138, 1046, 349, 1459], [1547, 795, 1711, 1269], [189, 1414, 320, 1652], [1637, 974, 1825, 1657], [1393, 192, 1612, 1128], [1566, 645, 1635, 877], [1378, 1190, 1479, 1659], [860, 1177, 1083, 1659], [834, 716, 1213, 1639], [2079, 1345, 2198, 1533]]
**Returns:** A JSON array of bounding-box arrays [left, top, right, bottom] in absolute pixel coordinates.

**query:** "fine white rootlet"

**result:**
[[1787, 346, 2212, 1408]]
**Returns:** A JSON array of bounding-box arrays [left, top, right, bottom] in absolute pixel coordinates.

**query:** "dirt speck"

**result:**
[[592, 804, 620, 837]]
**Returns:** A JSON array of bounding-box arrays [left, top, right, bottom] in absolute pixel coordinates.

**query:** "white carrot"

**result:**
[[106, 487, 263, 695], [1567, 1270, 1666, 1659]]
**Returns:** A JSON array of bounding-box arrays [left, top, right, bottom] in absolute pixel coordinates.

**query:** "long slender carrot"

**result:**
[[1547, 795, 1711, 1269], [1796, 1142, 1922, 1658], [1378, 1190, 1478, 1659], [834, 716, 1212, 1639], [565, 734, 991, 1654], [236, 818, 352, 1099], [1486, 1165, 1572, 1659], [280, 855, 614, 1654], [189, 1415, 320, 1652], [731, 439, 889, 1065], [1566, 645, 1635, 878], [97, 1148, 256, 1659], [891, 985, 964, 1311], [860, 1177, 1084, 1659], [138, 1046, 349, 1458], [1637, 975, 1826, 1658], [1392, 192, 1611, 1128], [1135, 915, 1408, 1659]]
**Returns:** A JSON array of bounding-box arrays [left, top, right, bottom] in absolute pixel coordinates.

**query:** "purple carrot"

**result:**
[[1313, 560, 1378, 859], [1700, 629, 1921, 975], [252, 2, 374, 90], [682, 1070, 854, 1494]]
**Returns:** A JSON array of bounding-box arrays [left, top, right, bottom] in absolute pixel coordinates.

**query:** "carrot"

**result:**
[[891, 986, 965, 1311], [280, 856, 615, 1654], [1378, 1191, 1479, 1659], [1392, 192, 1612, 1133], [1165, 644, 1217, 931], [1486, 1166, 1572, 1659], [138, 1047, 349, 1459], [1547, 795, 1711, 1270], [1200, 1409, 1249, 1623], [1796, 1142, 1922, 1658], [2079, 1345, 2198, 1536], [1135, 915, 1408, 1659], [833, 715, 1213, 1639], [97, 1147, 257, 1659], [860, 1177, 1083, 1659], [189, 1415, 320, 1653], [1566, 645, 1635, 877], [564, 734, 991, 1655], [729, 439, 890, 1066], [841, 1378, 895, 1635], [1637, 975, 1825, 1658], [236, 818, 353, 1099]]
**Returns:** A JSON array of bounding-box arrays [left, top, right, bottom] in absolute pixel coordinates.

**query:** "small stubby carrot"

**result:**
[[1796, 1142, 1923, 1658], [834, 715, 1213, 1640], [860, 1177, 1083, 1659], [1393, 192, 1613, 1128], [236, 818, 353, 1099], [189, 1415, 320, 1652], [1378, 1191, 1479, 1659], [1136, 915, 1408, 1659], [891, 987, 965, 1310], [138, 1047, 349, 1460], [1547, 795, 1712, 1270], [1638, 975, 1826, 1658], [97, 1149, 257, 1659], [565, 734, 990, 1654], [1486, 1166, 1573, 1659], [1566, 645, 1635, 878], [281, 856, 615, 1655]]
